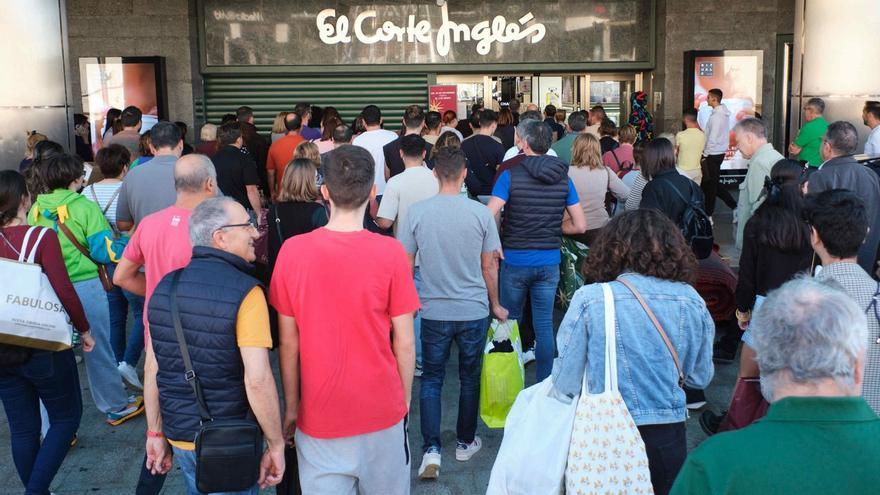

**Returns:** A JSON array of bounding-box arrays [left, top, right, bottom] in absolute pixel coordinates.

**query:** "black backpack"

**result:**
[[667, 180, 714, 259]]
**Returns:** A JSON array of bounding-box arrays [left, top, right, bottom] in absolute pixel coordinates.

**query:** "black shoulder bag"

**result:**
[[169, 271, 263, 494]]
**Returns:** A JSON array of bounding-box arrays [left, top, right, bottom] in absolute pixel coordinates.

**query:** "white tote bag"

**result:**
[[565, 283, 654, 493], [0, 227, 73, 351], [486, 375, 579, 495]]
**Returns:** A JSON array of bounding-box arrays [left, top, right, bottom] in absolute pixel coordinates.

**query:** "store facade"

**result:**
[[197, 0, 656, 130]]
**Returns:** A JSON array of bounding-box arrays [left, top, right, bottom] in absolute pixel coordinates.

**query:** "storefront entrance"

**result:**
[[435, 73, 642, 125]]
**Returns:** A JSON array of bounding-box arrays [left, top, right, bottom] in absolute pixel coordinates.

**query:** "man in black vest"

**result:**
[[146, 197, 285, 492], [488, 119, 587, 383]]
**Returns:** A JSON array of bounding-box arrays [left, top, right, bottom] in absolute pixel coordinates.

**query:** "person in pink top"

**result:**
[[603, 124, 637, 177], [112, 154, 218, 480]]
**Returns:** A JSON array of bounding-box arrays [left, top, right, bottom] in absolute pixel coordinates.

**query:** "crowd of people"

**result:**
[[1, 92, 880, 495]]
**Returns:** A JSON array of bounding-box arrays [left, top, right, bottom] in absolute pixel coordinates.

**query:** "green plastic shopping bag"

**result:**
[[480, 319, 525, 428]]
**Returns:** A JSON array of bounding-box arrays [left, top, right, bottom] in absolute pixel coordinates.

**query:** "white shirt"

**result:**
[[702, 104, 732, 156], [352, 129, 398, 194], [866, 125, 880, 157], [503, 145, 558, 162]]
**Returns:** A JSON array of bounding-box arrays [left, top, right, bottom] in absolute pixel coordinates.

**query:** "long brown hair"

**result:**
[[582, 209, 697, 285]]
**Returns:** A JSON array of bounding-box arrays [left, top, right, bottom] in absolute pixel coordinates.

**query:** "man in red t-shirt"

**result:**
[[270, 145, 419, 494], [266, 112, 305, 200], [113, 154, 218, 481]]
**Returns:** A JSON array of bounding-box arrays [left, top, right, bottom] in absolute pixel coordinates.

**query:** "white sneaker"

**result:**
[[521, 348, 536, 366], [456, 437, 482, 461], [418, 449, 441, 479], [118, 362, 144, 390]]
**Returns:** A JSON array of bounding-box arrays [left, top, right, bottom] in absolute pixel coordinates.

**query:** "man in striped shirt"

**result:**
[[806, 189, 880, 414]]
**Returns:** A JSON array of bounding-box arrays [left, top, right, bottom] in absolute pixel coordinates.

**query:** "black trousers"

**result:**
[[637, 422, 687, 495], [700, 154, 737, 215]]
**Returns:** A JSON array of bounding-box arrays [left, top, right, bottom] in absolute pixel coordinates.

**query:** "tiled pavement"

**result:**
[[0, 204, 741, 494]]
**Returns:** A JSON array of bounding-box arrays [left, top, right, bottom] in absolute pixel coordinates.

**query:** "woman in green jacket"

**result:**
[[29, 153, 144, 425]]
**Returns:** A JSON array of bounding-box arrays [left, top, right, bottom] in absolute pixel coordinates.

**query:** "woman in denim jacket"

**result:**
[[552, 209, 714, 495]]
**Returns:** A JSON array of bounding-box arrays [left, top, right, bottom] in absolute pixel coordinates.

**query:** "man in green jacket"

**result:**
[[789, 97, 829, 167], [549, 110, 588, 164], [670, 278, 880, 495]]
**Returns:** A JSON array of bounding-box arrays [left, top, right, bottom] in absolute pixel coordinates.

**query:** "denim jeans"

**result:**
[[413, 267, 422, 366], [105, 264, 146, 365], [419, 317, 488, 452], [171, 446, 258, 495], [0, 349, 82, 495], [73, 277, 129, 413], [500, 263, 559, 382], [638, 422, 687, 495]]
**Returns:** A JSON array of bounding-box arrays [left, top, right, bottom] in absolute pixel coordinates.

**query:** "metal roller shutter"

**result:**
[[202, 74, 429, 133]]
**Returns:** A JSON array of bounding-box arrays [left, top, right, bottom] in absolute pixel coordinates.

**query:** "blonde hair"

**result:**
[[25, 132, 47, 159], [277, 158, 319, 203], [571, 133, 603, 170], [271, 112, 289, 134], [200, 123, 217, 141], [618, 124, 637, 144], [294, 141, 321, 167]]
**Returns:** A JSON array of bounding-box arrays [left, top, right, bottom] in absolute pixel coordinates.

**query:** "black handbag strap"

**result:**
[[170, 270, 213, 423]]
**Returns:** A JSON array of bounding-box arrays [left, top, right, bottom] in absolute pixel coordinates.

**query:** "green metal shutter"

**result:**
[[202, 74, 429, 133]]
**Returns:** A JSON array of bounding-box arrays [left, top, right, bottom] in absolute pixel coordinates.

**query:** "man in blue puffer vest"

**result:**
[[146, 196, 285, 494], [488, 118, 587, 382]]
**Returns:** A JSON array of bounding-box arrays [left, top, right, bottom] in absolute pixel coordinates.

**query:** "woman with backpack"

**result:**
[[640, 138, 714, 254], [553, 209, 714, 495], [567, 133, 629, 246], [0, 170, 95, 494], [603, 124, 637, 177], [29, 153, 143, 426], [700, 159, 814, 434]]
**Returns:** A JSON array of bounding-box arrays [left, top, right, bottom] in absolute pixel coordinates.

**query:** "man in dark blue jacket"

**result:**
[[145, 197, 285, 492], [488, 119, 587, 382]]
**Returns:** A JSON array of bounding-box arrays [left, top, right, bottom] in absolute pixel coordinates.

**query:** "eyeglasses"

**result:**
[[215, 222, 256, 232]]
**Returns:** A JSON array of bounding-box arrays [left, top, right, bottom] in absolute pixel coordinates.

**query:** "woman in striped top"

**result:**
[[82, 145, 145, 390]]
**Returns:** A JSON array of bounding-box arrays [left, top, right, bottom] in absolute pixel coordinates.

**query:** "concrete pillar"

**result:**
[[791, 0, 880, 153], [0, 0, 72, 170]]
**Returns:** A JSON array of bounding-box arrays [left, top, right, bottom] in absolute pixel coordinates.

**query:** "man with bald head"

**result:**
[[113, 153, 218, 493]]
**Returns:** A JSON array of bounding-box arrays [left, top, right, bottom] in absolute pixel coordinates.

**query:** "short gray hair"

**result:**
[[189, 196, 236, 247], [805, 97, 825, 114], [733, 117, 767, 139], [515, 119, 553, 154], [174, 154, 216, 193], [752, 277, 867, 401]]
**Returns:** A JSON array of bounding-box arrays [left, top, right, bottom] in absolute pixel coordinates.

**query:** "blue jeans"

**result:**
[[171, 447, 258, 495], [0, 350, 82, 495], [106, 264, 145, 365], [500, 263, 559, 382], [414, 267, 422, 366], [73, 277, 129, 413], [419, 317, 488, 452]]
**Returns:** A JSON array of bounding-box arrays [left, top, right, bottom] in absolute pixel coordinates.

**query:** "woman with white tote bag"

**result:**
[[0, 169, 95, 494], [551, 210, 715, 495]]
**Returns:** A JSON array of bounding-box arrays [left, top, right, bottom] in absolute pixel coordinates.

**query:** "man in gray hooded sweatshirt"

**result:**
[[487, 119, 587, 383]]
